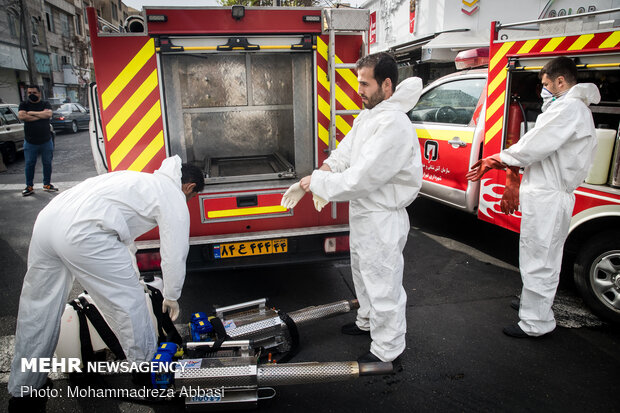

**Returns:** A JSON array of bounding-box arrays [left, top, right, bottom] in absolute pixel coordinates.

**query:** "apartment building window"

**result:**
[[111, 3, 118, 21], [60, 12, 70, 37], [8, 12, 18, 37], [84, 7, 88, 24], [45, 5, 54, 32], [75, 13, 82, 35], [50, 47, 59, 72]]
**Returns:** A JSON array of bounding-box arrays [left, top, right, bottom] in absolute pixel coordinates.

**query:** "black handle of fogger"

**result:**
[[358, 361, 394, 376]]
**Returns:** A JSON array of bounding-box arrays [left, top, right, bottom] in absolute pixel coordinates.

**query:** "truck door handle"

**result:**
[[448, 137, 467, 148], [237, 195, 258, 208]]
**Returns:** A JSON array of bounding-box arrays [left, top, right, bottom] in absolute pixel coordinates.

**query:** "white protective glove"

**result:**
[[281, 181, 306, 209], [312, 193, 328, 212], [162, 299, 180, 321]]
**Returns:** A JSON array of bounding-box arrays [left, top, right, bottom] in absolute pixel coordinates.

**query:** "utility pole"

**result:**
[[18, 0, 37, 86]]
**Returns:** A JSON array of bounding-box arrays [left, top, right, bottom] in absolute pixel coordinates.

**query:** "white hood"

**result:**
[[154, 155, 183, 187], [565, 83, 601, 106], [375, 77, 423, 113]]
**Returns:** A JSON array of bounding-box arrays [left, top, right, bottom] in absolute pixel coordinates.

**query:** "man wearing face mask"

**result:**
[[466, 56, 600, 338], [18, 85, 55, 196]]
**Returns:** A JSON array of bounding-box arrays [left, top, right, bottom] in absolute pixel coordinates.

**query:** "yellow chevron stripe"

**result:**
[[127, 130, 165, 172], [599, 31, 620, 49], [568, 34, 594, 51], [485, 116, 503, 145], [462, 0, 478, 6], [416, 129, 474, 143], [318, 95, 353, 137], [110, 100, 162, 170], [318, 122, 329, 146], [517, 39, 539, 54], [541, 36, 565, 52], [317, 66, 360, 111], [490, 41, 514, 71], [485, 91, 505, 120], [208, 205, 287, 219], [101, 39, 155, 110], [317, 36, 328, 58], [335, 64, 359, 93], [106, 69, 159, 141], [488, 67, 507, 96]]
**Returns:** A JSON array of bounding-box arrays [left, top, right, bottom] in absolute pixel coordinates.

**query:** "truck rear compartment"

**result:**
[[161, 49, 314, 186]]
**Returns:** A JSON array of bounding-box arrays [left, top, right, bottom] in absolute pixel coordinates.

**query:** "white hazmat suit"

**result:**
[[500, 83, 600, 336], [310, 77, 423, 361], [9, 155, 191, 396]]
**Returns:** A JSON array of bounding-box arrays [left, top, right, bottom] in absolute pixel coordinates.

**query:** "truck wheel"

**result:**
[[573, 231, 620, 324], [71, 121, 78, 133], [0, 142, 16, 163]]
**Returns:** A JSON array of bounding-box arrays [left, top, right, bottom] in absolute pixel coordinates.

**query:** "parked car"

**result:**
[[51, 102, 90, 133], [0, 103, 56, 163]]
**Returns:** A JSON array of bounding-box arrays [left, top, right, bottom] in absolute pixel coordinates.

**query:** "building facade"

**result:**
[[0, 0, 137, 106]]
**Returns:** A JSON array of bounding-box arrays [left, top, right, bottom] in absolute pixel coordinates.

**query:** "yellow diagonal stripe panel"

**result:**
[[316, 37, 360, 98], [490, 42, 514, 71], [599, 31, 620, 49], [208, 205, 287, 219], [127, 130, 164, 172], [488, 67, 507, 96], [317, 36, 327, 58], [106, 69, 159, 141], [541, 36, 565, 52], [416, 129, 474, 143], [485, 91, 505, 120], [101, 39, 155, 110], [318, 123, 329, 146], [110, 100, 162, 169], [568, 34, 594, 51], [462, 0, 479, 6], [517, 39, 539, 54], [318, 95, 353, 137], [485, 116, 503, 145]]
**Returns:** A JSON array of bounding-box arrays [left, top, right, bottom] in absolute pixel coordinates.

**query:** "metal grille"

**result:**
[[257, 362, 359, 386], [227, 316, 283, 338], [324, 9, 369, 32], [288, 300, 354, 326], [175, 359, 258, 388]]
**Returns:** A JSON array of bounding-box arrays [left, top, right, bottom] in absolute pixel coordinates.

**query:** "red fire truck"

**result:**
[[86, 6, 369, 271], [410, 9, 620, 323]]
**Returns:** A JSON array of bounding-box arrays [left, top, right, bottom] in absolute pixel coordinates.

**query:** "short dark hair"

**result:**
[[539, 56, 577, 85], [27, 85, 41, 92], [356, 52, 398, 92], [181, 163, 205, 193]]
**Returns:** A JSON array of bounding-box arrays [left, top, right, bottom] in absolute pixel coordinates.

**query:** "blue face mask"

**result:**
[[540, 87, 555, 112]]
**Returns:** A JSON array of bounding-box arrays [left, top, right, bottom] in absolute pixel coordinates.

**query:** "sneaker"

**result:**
[[43, 184, 58, 192], [22, 186, 34, 196], [341, 322, 370, 336]]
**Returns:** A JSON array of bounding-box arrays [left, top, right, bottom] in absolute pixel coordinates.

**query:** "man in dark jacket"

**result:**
[[18, 85, 56, 196]]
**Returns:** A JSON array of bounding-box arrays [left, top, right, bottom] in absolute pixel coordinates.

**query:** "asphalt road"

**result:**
[[0, 130, 618, 412]]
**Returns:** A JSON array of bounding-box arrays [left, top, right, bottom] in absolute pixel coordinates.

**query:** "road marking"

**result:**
[[0, 181, 85, 191]]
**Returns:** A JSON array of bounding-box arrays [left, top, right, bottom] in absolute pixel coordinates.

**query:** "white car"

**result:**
[[0, 103, 55, 163]]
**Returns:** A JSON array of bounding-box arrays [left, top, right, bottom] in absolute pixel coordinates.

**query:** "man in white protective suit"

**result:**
[[281, 52, 423, 362], [466, 56, 600, 338], [8, 155, 204, 409]]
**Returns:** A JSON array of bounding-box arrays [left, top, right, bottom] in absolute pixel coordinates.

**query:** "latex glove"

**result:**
[[281, 182, 306, 209], [500, 166, 521, 214], [466, 153, 505, 182], [312, 193, 328, 212], [162, 299, 180, 321]]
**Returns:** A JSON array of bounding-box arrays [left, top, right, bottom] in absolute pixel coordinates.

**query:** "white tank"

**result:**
[[585, 129, 616, 185]]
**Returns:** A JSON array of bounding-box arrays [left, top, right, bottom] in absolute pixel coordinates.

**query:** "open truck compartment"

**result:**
[[161, 47, 315, 186]]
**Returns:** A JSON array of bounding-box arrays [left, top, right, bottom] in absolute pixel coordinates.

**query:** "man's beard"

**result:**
[[362, 87, 385, 109]]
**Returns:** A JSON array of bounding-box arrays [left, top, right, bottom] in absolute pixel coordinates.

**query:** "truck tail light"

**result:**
[[324, 235, 350, 254], [58, 116, 65, 120], [136, 251, 161, 272]]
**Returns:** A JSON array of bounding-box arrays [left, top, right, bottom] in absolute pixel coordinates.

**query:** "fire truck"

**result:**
[[86, 7, 369, 271], [410, 9, 620, 323]]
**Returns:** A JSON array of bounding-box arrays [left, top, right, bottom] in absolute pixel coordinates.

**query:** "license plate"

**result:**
[[213, 238, 287, 259]]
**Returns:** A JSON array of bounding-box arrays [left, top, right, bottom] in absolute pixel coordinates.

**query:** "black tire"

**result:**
[[0, 142, 16, 163], [573, 231, 620, 324], [71, 121, 78, 133]]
